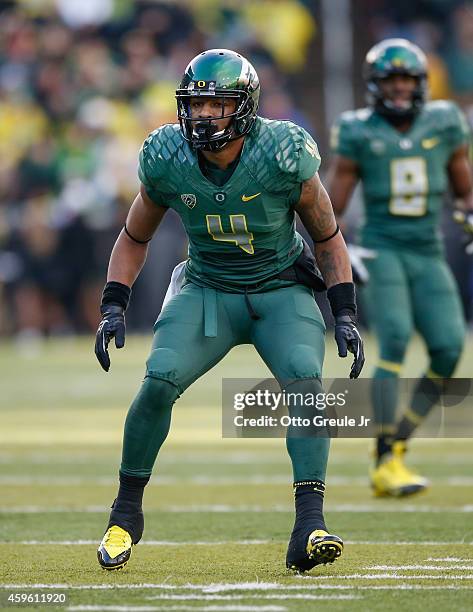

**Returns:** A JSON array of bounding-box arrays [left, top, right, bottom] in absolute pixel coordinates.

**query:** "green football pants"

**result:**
[[364, 249, 465, 427], [121, 282, 330, 482]]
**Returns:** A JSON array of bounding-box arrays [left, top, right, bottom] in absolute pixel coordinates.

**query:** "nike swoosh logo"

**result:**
[[241, 192, 261, 202], [422, 137, 440, 149]]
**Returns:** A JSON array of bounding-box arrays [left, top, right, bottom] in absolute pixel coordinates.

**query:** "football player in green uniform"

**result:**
[[327, 39, 473, 497], [94, 49, 364, 573]]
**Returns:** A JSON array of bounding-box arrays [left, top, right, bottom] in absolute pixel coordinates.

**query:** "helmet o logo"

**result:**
[[197, 80, 206, 88]]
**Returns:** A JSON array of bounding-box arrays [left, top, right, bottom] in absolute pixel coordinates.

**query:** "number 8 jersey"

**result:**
[[139, 117, 320, 291], [331, 101, 470, 255]]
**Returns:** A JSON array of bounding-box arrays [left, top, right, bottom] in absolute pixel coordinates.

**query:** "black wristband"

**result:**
[[327, 282, 356, 318], [101, 281, 131, 311]]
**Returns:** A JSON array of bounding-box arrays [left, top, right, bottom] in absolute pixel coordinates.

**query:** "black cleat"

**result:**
[[97, 499, 144, 570], [286, 528, 344, 573]]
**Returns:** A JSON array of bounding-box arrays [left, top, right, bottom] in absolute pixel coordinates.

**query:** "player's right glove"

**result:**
[[95, 281, 131, 372], [347, 244, 377, 285], [327, 282, 365, 379], [453, 210, 473, 255]]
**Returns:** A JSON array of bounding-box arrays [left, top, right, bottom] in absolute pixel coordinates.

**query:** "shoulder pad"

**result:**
[[245, 118, 321, 191], [139, 124, 194, 188], [339, 107, 373, 125], [331, 108, 372, 156], [424, 100, 464, 129]]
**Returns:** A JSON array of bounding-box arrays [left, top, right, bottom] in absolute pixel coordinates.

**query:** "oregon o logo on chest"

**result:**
[[214, 192, 226, 203]]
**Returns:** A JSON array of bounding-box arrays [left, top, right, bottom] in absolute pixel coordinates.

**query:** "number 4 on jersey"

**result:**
[[206, 214, 255, 254]]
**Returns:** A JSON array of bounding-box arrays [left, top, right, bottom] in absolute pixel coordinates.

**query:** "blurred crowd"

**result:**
[[0, 0, 472, 342], [0, 0, 316, 339]]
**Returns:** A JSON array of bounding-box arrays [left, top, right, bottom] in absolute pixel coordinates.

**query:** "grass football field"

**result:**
[[0, 334, 472, 611]]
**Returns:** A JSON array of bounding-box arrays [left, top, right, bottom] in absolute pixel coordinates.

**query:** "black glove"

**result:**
[[95, 304, 126, 372], [327, 282, 365, 379], [95, 281, 131, 372], [453, 210, 473, 255], [334, 314, 365, 379]]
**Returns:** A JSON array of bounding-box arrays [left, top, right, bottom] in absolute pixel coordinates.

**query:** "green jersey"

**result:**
[[139, 116, 321, 291], [331, 101, 470, 254]]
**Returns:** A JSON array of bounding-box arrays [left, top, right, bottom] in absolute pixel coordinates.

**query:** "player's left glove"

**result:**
[[334, 314, 365, 379], [95, 281, 131, 372], [453, 210, 473, 255], [327, 282, 365, 379]]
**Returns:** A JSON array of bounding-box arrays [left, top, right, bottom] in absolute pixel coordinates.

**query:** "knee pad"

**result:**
[[379, 331, 410, 364], [286, 344, 323, 379], [284, 377, 324, 418], [429, 346, 463, 378], [137, 376, 180, 411], [146, 348, 183, 392]]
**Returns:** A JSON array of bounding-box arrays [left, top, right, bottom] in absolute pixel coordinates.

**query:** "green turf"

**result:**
[[0, 335, 472, 611]]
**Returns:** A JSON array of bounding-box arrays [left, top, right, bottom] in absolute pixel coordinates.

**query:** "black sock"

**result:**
[[376, 435, 394, 464], [395, 417, 416, 442], [293, 480, 326, 532], [115, 472, 150, 508], [286, 480, 327, 570], [107, 472, 150, 544]]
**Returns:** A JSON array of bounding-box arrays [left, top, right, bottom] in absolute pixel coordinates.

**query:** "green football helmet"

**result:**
[[176, 49, 260, 151], [363, 38, 428, 119]]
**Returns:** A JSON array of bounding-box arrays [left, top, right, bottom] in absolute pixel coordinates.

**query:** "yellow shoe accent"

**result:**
[[102, 525, 132, 558], [306, 530, 344, 566], [371, 442, 429, 498], [97, 526, 133, 570]]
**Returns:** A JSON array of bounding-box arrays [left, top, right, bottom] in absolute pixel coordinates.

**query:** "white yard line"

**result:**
[[345, 541, 473, 546], [0, 506, 106, 513], [425, 557, 472, 562], [3, 577, 473, 593], [297, 574, 473, 580], [145, 594, 358, 601], [367, 565, 473, 571], [2, 539, 473, 546], [3, 540, 271, 546], [302, 585, 473, 590]]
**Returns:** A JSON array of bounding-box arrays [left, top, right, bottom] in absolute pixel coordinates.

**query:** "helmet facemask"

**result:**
[[366, 72, 427, 122], [176, 88, 255, 151], [363, 39, 428, 122]]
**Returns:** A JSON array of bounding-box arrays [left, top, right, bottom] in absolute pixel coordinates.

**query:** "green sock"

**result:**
[[372, 367, 400, 432]]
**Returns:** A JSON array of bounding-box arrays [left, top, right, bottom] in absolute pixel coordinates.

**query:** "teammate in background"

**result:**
[[327, 39, 473, 497], [93, 49, 364, 572]]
